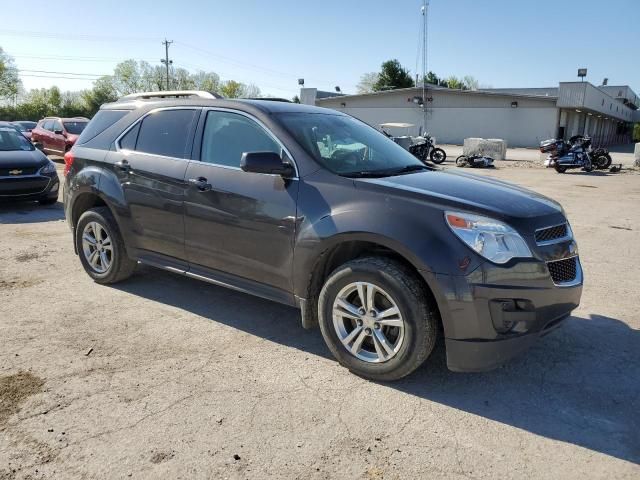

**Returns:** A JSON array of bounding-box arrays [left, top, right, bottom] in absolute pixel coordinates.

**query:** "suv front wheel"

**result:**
[[318, 257, 438, 381], [75, 207, 137, 284]]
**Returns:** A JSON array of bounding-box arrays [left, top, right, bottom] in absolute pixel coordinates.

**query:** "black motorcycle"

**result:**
[[551, 136, 594, 173], [409, 134, 447, 165], [542, 135, 611, 171], [381, 125, 447, 165]]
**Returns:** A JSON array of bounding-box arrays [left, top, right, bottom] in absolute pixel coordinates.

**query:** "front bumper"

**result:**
[[0, 174, 59, 202], [422, 256, 583, 372]]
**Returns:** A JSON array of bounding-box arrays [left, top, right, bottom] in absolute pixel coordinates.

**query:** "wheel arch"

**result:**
[[299, 233, 443, 331]]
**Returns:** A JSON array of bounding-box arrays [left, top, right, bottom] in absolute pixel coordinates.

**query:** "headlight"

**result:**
[[445, 211, 532, 264], [39, 161, 57, 175]]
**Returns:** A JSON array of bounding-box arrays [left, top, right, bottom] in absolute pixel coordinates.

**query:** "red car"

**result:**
[[31, 117, 89, 156]]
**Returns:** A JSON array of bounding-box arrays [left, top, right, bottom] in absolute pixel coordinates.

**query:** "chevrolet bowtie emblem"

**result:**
[[9, 169, 22, 175]]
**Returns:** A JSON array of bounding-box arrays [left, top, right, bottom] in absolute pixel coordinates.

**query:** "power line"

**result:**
[[0, 29, 159, 43], [18, 69, 110, 77], [11, 53, 157, 63]]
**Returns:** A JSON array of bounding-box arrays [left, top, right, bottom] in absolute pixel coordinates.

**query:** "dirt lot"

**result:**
[[1, 158, 639, 479]]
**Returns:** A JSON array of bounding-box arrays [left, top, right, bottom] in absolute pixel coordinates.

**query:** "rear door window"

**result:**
[[43, 120, 54, 131], [134, 109, 198, 158]]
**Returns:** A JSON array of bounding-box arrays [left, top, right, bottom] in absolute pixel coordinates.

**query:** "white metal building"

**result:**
[[303, 82, 639, 148]]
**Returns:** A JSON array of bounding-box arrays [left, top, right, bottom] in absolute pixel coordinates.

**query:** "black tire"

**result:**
[[318, 256, 439, 381], [456, 155, 468, 167], [593, 155, 608, 169], [430, 148, 446, 164], [555, 164, 567, 173], [75, 207, 137, 284]]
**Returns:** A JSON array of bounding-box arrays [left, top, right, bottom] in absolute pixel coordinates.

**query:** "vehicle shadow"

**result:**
[[0, 200, 65, 224], [391, 314, 640, 464], [114, 268, 640, 464]]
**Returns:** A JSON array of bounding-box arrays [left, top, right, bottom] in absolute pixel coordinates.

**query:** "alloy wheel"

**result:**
[[332, 282, 405, 363], [81, 221, 113, 274]]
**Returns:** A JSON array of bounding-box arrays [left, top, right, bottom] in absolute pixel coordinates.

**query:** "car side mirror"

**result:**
[[54, 129, 64, 135], [240, 151, 294, 177]]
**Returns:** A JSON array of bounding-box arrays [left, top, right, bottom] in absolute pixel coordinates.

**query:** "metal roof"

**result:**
[[315, 85, 559, 103]]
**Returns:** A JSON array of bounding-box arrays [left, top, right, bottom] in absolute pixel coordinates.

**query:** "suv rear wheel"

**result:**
[[75, 207, 137, 284], [318, 256, 438, 381]]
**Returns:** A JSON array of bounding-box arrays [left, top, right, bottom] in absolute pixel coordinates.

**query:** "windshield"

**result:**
[[13, 121, 37, 131], [63, 121, 88, 135], [277, 113, 429, 177], [0, 128, 35, 152]]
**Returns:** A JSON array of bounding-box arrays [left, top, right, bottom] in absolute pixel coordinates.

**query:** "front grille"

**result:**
[[535, 223, 568, 244], [547, 256, 577, 284], [0, 177, 49, 196], [0, 166, 39, 176]]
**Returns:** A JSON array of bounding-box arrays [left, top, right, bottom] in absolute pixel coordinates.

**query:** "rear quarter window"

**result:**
[[77, 110, 129, 145]]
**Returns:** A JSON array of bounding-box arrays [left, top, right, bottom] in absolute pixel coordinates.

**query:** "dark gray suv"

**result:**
[[63, 91, 582, 380]]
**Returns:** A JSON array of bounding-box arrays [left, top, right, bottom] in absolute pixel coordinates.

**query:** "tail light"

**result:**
[[63, 150, 74, 176]]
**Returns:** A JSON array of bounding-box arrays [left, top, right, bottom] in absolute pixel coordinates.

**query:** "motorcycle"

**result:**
[[380, 123, 447, 164], [455, 155, 494, 168], [541, 135, 594, 173], [541, 135, 611, 171]]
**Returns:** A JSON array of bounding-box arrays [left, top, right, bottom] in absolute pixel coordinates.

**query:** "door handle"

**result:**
[[115, 160, 131, 172], [188, 177, 212, 192]]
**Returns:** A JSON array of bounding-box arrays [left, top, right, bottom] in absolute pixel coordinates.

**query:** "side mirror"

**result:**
[[240, 151, 294, 177], [54, 129, 65, 136], [34, 142, 44, 151]]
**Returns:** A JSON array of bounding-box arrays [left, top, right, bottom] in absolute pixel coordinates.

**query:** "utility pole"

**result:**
[[161, 39, 173, 90], [421, 0, 429, 134]]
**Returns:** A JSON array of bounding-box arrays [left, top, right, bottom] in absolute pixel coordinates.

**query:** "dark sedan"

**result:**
[[0, 123, 59, 205], [11, 121, 38, 141]]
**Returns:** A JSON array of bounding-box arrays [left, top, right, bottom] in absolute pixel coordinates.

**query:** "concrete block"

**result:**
[[635, 143, 640, 167], [463, 138, 508, 161]]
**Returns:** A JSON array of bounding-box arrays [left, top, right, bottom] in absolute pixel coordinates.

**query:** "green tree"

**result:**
[[373, 59, 415, 91], [82, 77, 118, 116], [443, 76, 464, 90], [424, 71, 439, 86], [0, 46, 21, 100]]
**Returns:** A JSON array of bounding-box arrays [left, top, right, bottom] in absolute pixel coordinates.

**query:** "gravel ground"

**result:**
[[1, 161, 639, 479]]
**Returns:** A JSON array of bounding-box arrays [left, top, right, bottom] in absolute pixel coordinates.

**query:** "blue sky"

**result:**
[[1, 0, 638, 97]]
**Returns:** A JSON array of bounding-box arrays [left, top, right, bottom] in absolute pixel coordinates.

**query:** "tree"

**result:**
[[357, 72, 379, 94], [373, 59, 415, 91], [424, 71, 440, 86], [443, 76, 464, 90], [0, 46, 21, 100], [463, 75, 479, 90], [191, 71, 221, 93], [219, 80, 261, 98], [291, 95, 300, 104], [82, 77, 118, 116]]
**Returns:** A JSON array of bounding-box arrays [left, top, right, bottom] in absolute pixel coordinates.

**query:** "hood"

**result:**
[[356, 169, 562, 219], [0, 148, 49, 168]]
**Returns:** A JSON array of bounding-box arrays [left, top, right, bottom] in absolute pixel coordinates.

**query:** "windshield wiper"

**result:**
[[342, 164, 430, 178]]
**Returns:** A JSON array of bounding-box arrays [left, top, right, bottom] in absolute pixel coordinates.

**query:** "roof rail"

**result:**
[[121, 90, 223, 100]]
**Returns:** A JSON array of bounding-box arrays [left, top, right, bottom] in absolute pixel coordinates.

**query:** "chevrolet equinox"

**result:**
[[63, 91, 583, 381]]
